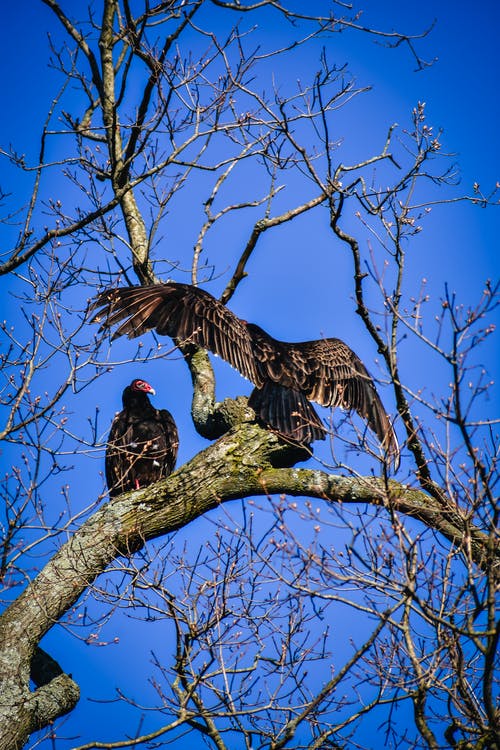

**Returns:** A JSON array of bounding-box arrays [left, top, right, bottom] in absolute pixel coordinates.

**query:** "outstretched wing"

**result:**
[[286, 338, 399, 465], [91, 283, 262, 386], [92, 283, 399, 465]]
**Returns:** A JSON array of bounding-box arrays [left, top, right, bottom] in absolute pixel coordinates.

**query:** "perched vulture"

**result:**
[[92, 283, 399, 468], [105, 378, 178, 496]]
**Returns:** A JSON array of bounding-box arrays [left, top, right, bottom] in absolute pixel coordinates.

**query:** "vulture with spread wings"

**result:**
[[92, 283, 399, 468]]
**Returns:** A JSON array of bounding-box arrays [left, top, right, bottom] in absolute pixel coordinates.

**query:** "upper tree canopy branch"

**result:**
[[221, 192, 328, 305], [329, 192, 452, 509]]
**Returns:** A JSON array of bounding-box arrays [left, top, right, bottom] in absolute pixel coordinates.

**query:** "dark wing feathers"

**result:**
[[285, 338, 398, 460], [92, 284, 261, 385], [99, 287, 166, 339], [157, 409, 179, 476], [244, 327, 398, 462], [92, 283, 399, 466], [106, 406, 179, 497], [105, 411, 130, 496], [287, 338, 378, 407]]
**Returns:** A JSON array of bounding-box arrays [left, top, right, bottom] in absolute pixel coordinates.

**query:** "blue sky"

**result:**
[[1, 2, 499, 748]]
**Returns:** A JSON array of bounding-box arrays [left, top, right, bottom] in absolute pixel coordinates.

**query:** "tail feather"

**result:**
[[249, 382, 326, 445]]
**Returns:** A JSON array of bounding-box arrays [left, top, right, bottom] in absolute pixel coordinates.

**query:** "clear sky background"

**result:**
[[0, 2, 499, 748]]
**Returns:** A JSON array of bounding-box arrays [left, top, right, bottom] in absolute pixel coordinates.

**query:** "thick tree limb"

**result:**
[[29, 648, 80, 730]]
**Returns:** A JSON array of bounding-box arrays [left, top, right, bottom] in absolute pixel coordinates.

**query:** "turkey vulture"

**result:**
[[92, 283, 399, 468], [105, 378, 178, 496]]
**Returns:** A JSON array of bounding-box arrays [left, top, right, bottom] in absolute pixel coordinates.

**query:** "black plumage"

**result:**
[[92, 283, 399, 468], [105, 378, 178, 496]]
